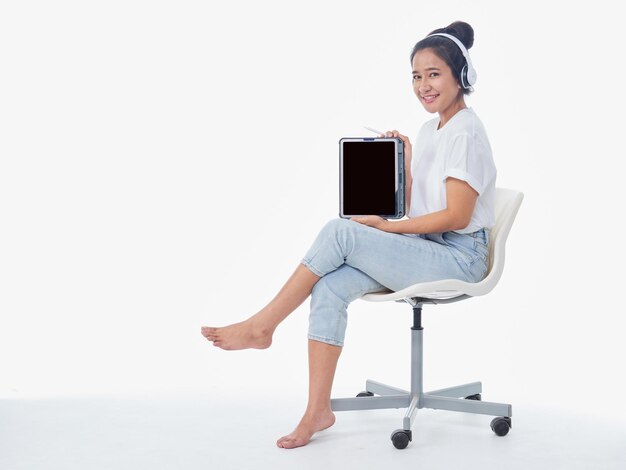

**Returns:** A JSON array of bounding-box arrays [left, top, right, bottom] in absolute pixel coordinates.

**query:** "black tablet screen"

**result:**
[[342, 141, 396, 216]]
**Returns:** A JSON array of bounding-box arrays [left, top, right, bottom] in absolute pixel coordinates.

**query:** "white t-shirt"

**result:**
[[408, 108, 497, 234]]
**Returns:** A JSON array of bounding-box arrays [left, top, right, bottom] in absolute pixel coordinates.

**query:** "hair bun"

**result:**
[[434, 21, 474, 49]]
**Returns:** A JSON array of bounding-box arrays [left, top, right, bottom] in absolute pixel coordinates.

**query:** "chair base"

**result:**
[[331, 379, 512, 431], [330, 303, 512, 446]]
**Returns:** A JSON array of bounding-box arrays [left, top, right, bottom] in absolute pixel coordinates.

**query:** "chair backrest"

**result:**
[[480, 187, 524, 294], [361, 187, 523, 302]]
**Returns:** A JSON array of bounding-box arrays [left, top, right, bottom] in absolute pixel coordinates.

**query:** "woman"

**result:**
[[201, 20, 496, 449]]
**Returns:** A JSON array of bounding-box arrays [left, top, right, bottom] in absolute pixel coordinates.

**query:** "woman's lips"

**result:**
[[421, 94, 438, 104]]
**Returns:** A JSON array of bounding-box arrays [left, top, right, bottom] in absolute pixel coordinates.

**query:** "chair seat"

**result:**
[[361, 278, 480, 302], [362, 188, 524, 304]]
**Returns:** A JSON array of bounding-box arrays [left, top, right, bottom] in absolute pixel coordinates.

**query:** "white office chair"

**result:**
[[330, 187, 524, 449]]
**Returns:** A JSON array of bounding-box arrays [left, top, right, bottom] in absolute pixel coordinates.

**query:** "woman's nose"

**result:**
[[418, 80, 431, 93]]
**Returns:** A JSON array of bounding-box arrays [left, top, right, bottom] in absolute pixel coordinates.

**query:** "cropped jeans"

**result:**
[[301, 218, 490, 347]]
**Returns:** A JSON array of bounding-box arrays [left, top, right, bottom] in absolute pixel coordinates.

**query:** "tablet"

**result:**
[[339, 137, 405, 219]]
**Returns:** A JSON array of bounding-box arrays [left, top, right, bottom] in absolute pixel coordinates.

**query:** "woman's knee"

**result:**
[[311, 275, 348, 305], [319, 217, 353, 237], [308, 267, 384, 347], [317, 218, 362, 249], [312, 265, 379, 304]]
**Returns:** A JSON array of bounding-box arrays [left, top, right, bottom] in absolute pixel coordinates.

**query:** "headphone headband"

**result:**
[[427, 32, 477, 89]]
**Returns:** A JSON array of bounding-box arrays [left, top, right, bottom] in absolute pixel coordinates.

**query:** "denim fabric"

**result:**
[[302, 218, 489, 346]]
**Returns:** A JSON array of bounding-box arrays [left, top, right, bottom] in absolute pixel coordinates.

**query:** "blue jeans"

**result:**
[[302, 218, 489, 346]]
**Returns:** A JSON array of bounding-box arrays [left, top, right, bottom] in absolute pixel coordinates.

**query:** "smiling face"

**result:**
[[411, 47, 466, 127]]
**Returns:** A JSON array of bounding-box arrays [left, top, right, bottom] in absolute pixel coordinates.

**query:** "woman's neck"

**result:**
[[437, 99, 467, 129]]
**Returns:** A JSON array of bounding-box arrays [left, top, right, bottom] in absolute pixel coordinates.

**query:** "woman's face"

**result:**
[[411, 48, 464, 124]]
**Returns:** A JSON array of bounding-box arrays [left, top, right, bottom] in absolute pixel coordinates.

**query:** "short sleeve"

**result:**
[[441, 133, 485, 195]]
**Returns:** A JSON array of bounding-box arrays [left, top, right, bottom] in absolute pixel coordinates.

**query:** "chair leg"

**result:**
[[403, 395, 419, 430], [366, 379, 409, 396], [331, 394, 410, 412], [425, 381, 482, 398], [422, 393, 512, 417]]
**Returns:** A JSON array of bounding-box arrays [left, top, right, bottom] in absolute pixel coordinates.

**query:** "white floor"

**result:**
[[2, 393, 624, 470]]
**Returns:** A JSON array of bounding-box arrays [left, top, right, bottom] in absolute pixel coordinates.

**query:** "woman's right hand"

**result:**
[[381, 130, 412, 169]]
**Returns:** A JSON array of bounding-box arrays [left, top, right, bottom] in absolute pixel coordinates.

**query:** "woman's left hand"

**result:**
[[351, 215, 389, 231]]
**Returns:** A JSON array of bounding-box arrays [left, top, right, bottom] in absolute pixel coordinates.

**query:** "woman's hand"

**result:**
[[351, 215, 389, 231], [381, 130, 412, 171]]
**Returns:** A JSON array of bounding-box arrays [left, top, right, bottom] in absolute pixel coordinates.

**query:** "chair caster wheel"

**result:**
[[490, 417, 511, 436], [391, 429, 412, 449], [356, 391, 374, 397], [465, 393, 482, 401]]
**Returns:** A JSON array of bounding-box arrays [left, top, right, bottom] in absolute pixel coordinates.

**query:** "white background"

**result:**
[[1, 0, 625, 460]]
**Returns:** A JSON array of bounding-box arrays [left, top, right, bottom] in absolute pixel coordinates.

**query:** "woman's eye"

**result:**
[[412, 76, 420, 81]]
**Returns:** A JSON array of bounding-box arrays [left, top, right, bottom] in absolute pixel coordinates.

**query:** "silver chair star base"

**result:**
[[330, 297, 512, 448]]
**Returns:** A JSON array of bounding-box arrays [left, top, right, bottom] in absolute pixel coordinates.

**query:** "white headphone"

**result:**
[[427, 32, 477, 90]]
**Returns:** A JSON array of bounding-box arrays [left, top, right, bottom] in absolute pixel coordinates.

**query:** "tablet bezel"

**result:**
[[339, 137, 405, 219]]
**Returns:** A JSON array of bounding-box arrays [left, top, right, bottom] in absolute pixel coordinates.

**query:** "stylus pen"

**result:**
[[364, 126, 385, 136]]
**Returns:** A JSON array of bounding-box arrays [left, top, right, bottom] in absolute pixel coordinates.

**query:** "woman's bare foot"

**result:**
[[276, 409, 336, 449], [200, 318, 273, 350]]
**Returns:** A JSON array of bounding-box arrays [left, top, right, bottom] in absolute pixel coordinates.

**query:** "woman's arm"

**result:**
[[352, 177, 478, 234]]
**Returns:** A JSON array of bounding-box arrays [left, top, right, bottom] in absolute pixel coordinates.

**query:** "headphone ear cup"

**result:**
[[460, 64, 477, 89], [460, 64, 469, 89], [465, 64, 477, 88]]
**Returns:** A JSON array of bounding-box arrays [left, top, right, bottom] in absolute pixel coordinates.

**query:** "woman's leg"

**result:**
[[202, 217, 475, 350], [276, 339, 341, 449], [203, 218, 485, 445], [201, 218, 388, 350], [201, 264, 320, 350], [301, 219, 476, 292], [278, 265, 385, 448]]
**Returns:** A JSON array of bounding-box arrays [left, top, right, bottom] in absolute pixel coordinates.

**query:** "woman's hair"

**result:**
[[410, 21, 475, 95]]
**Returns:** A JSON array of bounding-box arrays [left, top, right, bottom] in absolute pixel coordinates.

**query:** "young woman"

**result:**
[[201, 20, 496, 449]]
